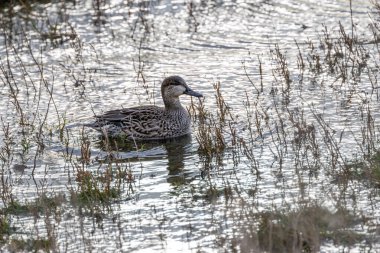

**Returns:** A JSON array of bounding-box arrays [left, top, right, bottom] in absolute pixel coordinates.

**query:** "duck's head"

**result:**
[[161, 76, 203, 108]]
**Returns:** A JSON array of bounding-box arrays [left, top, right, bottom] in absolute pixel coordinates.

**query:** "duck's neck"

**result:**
[[163, 96, 184, 110]]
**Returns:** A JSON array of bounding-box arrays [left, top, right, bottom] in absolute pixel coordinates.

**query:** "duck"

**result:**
[[92, 76, 203, 140]]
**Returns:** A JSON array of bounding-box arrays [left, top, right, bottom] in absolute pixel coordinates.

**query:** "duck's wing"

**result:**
[[95, 106, 168, 139]]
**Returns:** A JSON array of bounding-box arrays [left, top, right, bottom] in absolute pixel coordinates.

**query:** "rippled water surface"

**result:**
[[1, 0, 380, 252]]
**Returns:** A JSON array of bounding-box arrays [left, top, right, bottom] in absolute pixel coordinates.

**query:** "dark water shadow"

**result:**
[[163, 135, 195, 186], [95, 134, 195, 185]]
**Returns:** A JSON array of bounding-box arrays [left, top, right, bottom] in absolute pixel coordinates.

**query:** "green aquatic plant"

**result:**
[[1, 194, 65, 216], [71, 168, 121, 205], [2, 201, 30, 216], [0, 216, 11, 243]]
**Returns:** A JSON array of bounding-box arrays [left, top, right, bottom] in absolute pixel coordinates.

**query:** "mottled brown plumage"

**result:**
[[93, 76, 203, 140]]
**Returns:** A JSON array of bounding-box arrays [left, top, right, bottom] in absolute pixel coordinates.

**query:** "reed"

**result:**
[[256, 204, 363, 252], [0, 0, 380, 251]]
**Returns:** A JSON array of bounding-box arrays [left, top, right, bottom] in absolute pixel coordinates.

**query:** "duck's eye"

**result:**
[[171, 82, 183, 86]]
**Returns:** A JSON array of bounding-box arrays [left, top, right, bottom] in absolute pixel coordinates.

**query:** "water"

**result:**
[[0, 0, 380, 252]]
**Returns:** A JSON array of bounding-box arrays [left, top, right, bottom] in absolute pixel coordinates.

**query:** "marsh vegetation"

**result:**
[[0, 0, 380, 252]]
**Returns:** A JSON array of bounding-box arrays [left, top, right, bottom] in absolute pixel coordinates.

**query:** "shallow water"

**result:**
[[1, 0, 380, 252]]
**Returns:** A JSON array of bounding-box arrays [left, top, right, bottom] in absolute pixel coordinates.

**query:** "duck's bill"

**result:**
[[184, 88, 203, 97]]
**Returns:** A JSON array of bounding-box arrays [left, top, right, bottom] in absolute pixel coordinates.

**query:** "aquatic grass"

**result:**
[[337, 150, 380, 186], [1, 0, 77, 46], [295, 40, 305, 72], [0, 193, 63, 251], [213, 202, 368, 252], [0, 0, 379, 251], [9, 238, 54, 252], [191, 183, 234, 203], [0, 0, 52, 8], [0, 194, 65, 216], [272, 44, 291, 92], [79, 127, 92, 165], [0, 121, 17, 210], [1, 201, 30, 216], [71, 140, 128, 206], [57, 114, 68, 143], [195, 81, 236, 160], [369, 151, 380, 183], [187, 1, 200, 32], [39, 19, 78, 47], [192, 6, 380, 250], [305, 39, 322, 73], [195, 101, 224, 157], [256, 204, 364, 253], [242, 55, 264, 94], [0, 30, 70, 179], [214, 81, 232, 123], [196, 114, 226, 157], [369, 0, 380, 49], [318, 23, 369, 84], [0, 216, 11, 243], [71, 168, 120, 205]]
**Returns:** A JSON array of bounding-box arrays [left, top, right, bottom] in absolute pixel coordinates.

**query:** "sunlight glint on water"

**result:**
[[0, 0, 379, 252]]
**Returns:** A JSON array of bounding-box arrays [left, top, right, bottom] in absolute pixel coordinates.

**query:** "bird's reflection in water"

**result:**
[[163, 135, 193, 185], [96, 134, 194, 186]]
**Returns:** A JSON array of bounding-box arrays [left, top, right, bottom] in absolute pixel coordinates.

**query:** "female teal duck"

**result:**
[[93, 76, 203, 140]]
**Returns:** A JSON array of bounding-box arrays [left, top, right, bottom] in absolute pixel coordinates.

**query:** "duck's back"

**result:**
[[95, 105, 191, 140]]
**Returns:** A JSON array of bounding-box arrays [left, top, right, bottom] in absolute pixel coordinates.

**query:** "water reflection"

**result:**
[[1, 0, 378, 251], [96, 134, 193, 185], [92, 0, 107, 29], [163, 135, 193, 185]]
